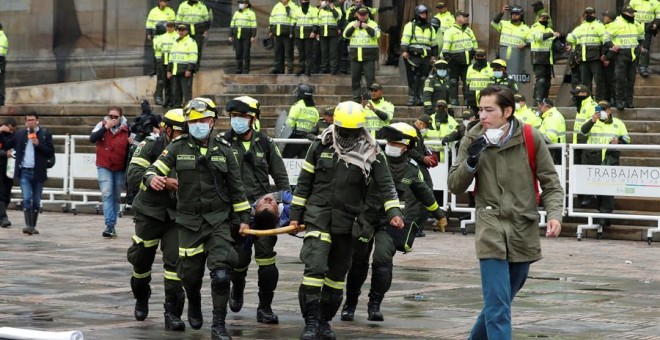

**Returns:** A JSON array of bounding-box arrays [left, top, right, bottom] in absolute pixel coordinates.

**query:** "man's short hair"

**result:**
[[253, 208, 279, 230], [25, 111, 39, 119], [2, 117, 17, 127]]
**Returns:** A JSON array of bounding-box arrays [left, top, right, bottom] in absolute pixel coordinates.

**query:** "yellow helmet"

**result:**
[[225, 95, 261, 118], [162, 108, 185, 131], [184, 97, 217, 121], [380, 122, 418, 147], [333, 101, 366, 129], [433, 59, 449, 68], [490, 59, 507, 69]]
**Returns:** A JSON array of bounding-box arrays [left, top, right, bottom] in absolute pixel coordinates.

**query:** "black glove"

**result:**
[[466, 136, 488, 168], [441, 137, 449, 146]]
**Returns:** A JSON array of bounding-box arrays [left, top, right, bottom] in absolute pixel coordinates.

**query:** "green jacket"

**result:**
[[290, 139, 402, 234], [219, 129, 290, 203], [127, 134, 176, 221], [361, 156, 441, 232], [448, 119, 563, 262], [145, 134, 251, 230]]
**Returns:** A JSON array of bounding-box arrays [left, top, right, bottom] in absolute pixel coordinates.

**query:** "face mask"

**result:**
[[475, 59, 486, 68], [599, 111, 608, 121], [462, 120, 470, 128], [437, 69, 447, 77], [231, 116, 251, 134], [573, 95, 587, 107], [493, 71, 504, 79], [484, 123, 509, 145], [239, 3, 245, 9], [189, 122, 211, 139], [623, 14, 635, 23], [321, 1, 327, 6], [539, 21, 548, 27], [384, 144, 404, 157], [515, 103, 521, 110], [419, 128, 428, 135], [585, 16, 596, 22]]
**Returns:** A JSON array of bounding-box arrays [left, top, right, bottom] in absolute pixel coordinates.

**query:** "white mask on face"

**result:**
[[515, 103, 521, 110], [384, 144, 404, 157], [419, 128, 428, 135], [484, 122, 510, 145], [462, 120, 470, 128], [321, 1, 327, 6], [599, 110, 608, 121], [239, 3, 245, 9], [436, 69, 447, 77]]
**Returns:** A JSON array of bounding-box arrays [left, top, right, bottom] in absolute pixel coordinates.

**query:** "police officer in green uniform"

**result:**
[[144, 97, 251, 340], [487, 59, 519, 93], [289, 101, 404, 340], [127, 109, 186, 331], [340, 123, 445, 323], [581, 100, 631, 227], [218, 96, 290, 324], [422, 59, 451, 114]]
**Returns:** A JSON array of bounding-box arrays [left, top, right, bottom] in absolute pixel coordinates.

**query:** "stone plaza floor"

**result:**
[[1, 210, 660, 339]]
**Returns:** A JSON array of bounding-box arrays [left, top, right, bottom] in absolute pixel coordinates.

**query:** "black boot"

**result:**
[[299, 285, 321, 340], [229, 271, 246, 313], [31, 209, 39, 234], [22, 209, 33, 235], [319, 287, 343, 340], [185, 287, 203, 329], [211, 309, 232, 340], [257, 291, 279, 324], [340, 292, 359, 321], [164, 293, 186, 331], [367, 292, 384, 322], [0, 202, 11, 228], [130, 276, 151, 321]]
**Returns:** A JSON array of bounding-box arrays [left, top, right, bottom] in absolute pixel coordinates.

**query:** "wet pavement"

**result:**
[[1, 211, 660, 340]]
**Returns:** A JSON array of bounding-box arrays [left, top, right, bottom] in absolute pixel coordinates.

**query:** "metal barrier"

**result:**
[[568, 144, 660, 243], [11, 135, 71, 210], [449, 143, 567, 235]]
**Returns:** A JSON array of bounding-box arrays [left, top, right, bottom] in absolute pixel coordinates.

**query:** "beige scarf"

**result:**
[[320, 125, 379, 177]]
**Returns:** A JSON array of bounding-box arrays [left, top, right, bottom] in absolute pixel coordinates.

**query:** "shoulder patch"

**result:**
[[138, 141, 147, 147], [160, 149, 169, 157], [409, 158, 419, 168]]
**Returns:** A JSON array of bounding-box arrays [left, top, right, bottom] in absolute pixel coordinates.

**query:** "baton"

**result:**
[[244, 224, 306, 237]]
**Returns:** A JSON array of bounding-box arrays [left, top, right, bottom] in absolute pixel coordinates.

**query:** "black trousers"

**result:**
[[296, 38, 315, 74], [614, 54, 637, 105], [233, 38, 252, 74], [580, 60, 604, 100], [171, 73, 193, 108], [448, 63, 468, 105], [273, 35, 294, 73], [601, 60, 616, 103], [319, 36, 339, 73], [533, 64, 552, 103], [350, 59, 376, 102]]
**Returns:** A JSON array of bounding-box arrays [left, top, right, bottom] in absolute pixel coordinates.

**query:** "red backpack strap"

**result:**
[[522, 124, 540, 206]]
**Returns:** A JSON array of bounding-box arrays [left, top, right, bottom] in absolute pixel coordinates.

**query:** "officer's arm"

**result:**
[[343, 23, 356, 38], [409, 167, 444, 220], [407, 141, 426, 166], [580, 118, 595, 135], [372, 152, 402, 219], [289, 141, 319, 222], [127, 141, 153, 192], [422, 79, 434, 110], [250, 12, 258, 38], [373, 102, 393, 122], [144, 143, 176, 185], [441, 30, 452, 56], [268, 140, 291, 191], [365, 22, 379, 38], [491, 12, 504, 29], [286, 105, 299, 129], [618, 122, 631, 144], [187, 43, 198, 72], [400, 24, 411, 51], [445, 124, 465, 143]]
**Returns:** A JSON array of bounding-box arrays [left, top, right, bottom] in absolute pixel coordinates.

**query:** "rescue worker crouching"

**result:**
[[289, 101, 404, 340], [219, 96, 290, 324], [127, 108, 186, 331], [340, 122, 446, 323], [144, 97, 251, 340]]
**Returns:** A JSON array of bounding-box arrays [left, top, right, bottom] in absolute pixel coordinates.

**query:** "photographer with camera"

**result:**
[[90, 107, 132, 238], [362, 83, 394, 139]]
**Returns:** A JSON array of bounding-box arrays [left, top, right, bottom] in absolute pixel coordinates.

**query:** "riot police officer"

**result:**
[[400, 4, 437, 106]]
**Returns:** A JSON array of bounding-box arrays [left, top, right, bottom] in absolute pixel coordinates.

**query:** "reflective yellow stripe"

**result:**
[[179, 244, 204, 257], [133, 271, 152, 279], [302, 276, 324, 287], [255, 256, 276, 266], [302, 161, 315, 173], [425, 201, 439, 212], [323, 277, 344, 290], [383, 199, 401, 211], [153, 160, 171, 175], [292, 195, 307, 206], [233, 200, 251, 212], [130, 157, 151, 168], [234, 265, 249, 273], [164, 270, 181, 281], [132, 234, 160, 248], [304, 230, 332, 243]]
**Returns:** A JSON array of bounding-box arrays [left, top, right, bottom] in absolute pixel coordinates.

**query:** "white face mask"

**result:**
[[493, 71, 504, 79], [515, 103, 521, 110], [436, 69, 447, 77], [599, 110, 608, 121], [419, 128, 428, 135], [239, 3, 245, 9], [384, 144, 404, 157], [484, 123, 510, 145], [321, 1, 327, 6], [462, 120, 470, 128]]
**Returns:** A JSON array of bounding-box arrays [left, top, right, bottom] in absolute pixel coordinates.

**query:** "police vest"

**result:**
[[287, 100, 320, 134], [146, 6, 176, 30], [269, 2, 296, 36], [629, 0, 660, 23], [364, 99, 394, 137], [176, 2, 209, 35], [466, 65, 494, 93], [515, 106, 542, 129], [610, 17, 644, 60], [0, 31, 7, 58], [293, 6, 319, 39], [442, 23, 477, 65], [426, 115, 458, 159], [573, 97, 598, 143], [231, 9, 257, 39], [434, 11, 455, 34], [567, 21, 610, 61], [169, 35, 198, 74], [318, 8, 341, 37], [343, 20, 380, 62], [401, 21, 436, 58], [539, 107, 566, 144], [586, 117, 631, 161]]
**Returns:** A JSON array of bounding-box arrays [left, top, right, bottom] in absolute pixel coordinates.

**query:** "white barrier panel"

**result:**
[[282, 159, 304, 185], [568, 144, 660, 242]]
